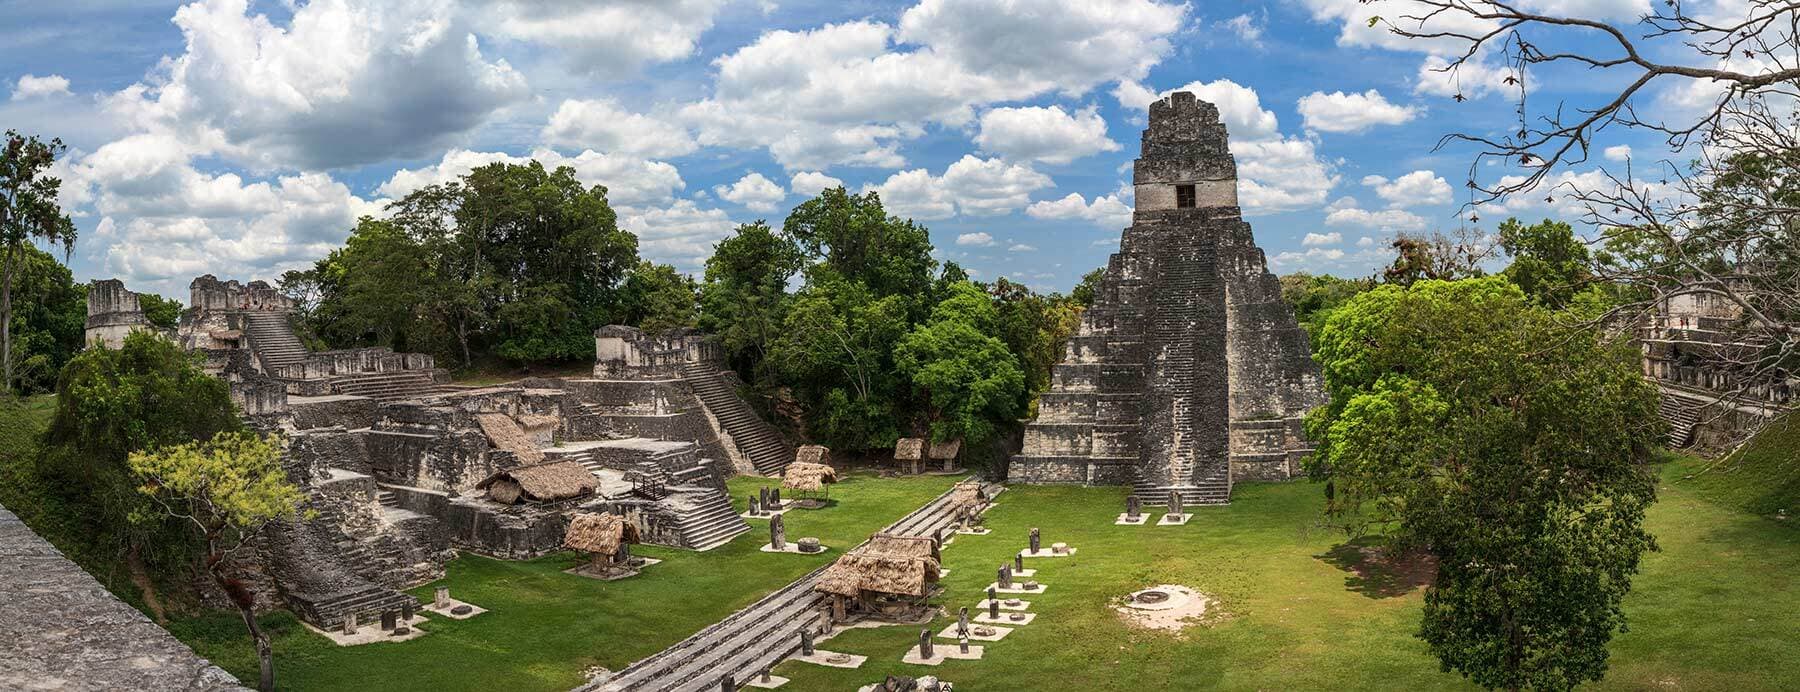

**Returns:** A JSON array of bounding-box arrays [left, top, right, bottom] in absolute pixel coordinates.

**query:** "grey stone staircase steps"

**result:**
[[592, 481, 988, 692], [1659, 395, 1701, 448], [679, 362, 794, 476], [244, 311, 308, 371], [675, 490, 751, 551]]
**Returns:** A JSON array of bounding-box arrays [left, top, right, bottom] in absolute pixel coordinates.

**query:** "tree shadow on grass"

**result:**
[[1315, 536, 1436, 599]]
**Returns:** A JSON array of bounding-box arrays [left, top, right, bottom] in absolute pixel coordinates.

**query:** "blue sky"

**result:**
[[2, 0, 1695, 297]]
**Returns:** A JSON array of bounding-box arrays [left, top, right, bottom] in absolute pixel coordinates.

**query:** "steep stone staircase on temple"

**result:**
[[680, 361, 794, 476], [667, 488, 751, 551], [1660, 394, 1702, 449], [243, 311, 308, 372], [1132, 220, 1232, 508], [288, 500, 418, 631]]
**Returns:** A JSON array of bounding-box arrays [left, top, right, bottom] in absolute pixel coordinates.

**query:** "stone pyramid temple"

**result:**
[[1011, 91, 1326, 506]]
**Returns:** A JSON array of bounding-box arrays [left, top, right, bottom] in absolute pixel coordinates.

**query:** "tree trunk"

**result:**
[[2, 242, 17, 393], [208, 541, 274, 692], [236, 598, 275, 692]]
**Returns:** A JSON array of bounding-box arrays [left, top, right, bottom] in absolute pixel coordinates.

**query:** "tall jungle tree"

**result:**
[[1, 130, 78, 393], [1306, 277, 1661, 691]]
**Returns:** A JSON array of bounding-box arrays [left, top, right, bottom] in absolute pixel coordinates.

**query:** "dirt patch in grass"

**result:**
[[1317, 537, 1436, 599], [1114, 585, 1218, 633]]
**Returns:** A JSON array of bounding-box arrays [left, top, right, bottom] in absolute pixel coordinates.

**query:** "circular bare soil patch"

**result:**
[[1114, 585, 1214, 632]]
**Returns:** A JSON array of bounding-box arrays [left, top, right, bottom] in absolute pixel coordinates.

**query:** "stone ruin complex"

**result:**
[[1012, 91, 1326, 506], [82, 277, 796, 634], [1640, 284, 1797, 450]]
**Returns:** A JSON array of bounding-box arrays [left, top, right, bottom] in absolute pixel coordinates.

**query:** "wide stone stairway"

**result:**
[[331, 369, 456, 401], [585, 481, 992, 692], [1133, 229, 1231, 508], [680, 361, 794, 476], [244, 311, 308, 372]]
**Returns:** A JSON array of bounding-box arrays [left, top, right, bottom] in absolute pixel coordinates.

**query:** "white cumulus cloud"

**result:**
[[956, 232, 996, 246], [1297, 89, 1419, 133], [790, 171, 846, 196], [1363, 170, 1453, 207], [974, 105, 1120, 165], [1025, 191, 1133, 230], [714, 172, 787, 212], [541, 99, 697, 158], [1303, 232, 1343, 246], [11, 73, 70, 100]]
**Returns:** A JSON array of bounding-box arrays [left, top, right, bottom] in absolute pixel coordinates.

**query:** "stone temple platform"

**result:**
[[0, 504, 248, 691]]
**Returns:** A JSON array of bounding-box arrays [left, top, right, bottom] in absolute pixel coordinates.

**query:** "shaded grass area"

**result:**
[[165, 472, 958, 691], [774, 465, 1800, 691], [1663, 414, 1800, 519]]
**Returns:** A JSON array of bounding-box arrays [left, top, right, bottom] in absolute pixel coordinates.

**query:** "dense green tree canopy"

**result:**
[[305, 161, 640, 366], [1306, 277, 1660, 691], [36, 330, 242, 589], [1498, 218, 1592, 309], [619, 261, 699, 333], [700, 221, 802, 381], [895, 281, 1026, 446], [3, 244, 83, 393], [2, 130, 78, 393], [782, 187, 935, 314]]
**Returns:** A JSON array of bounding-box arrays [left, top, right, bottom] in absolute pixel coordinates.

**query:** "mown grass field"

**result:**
[[773, 463, 1800, 691], [165, 473, 960, 691]]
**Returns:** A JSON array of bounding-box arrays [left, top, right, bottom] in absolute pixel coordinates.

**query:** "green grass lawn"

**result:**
[[166, 472, 959, 691], [1661, 414, 1800, 519], [772, 463, 1800, 691]]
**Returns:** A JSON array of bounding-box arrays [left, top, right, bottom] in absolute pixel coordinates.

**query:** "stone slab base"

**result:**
[[1115, 514, 1150, 525], [793, 650, 866, 669], [956, 528, 991, 536], [760, 543, 829, 555], [902, 644, 984, 665], [976, 598, 1031, 611], [746, 674, 791, 688], [425, 598, 487, 620], [937, 623, 1013, 642], [986, 582, 1047, 595], [305, 614, 429, 646], [741, 507, 792, 519], [563, 565, 641, 581], [1018, 547, 1076, 558], [1010, 568, 1037, 578], [976, 611, 1036, 626], [1158, 513, 1192, 526]]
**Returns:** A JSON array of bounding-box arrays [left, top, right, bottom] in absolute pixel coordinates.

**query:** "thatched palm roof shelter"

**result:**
[[927, 438, 962, 460], [475, 460, 598, 504], [815, 532, 941, 604], [894, 438, 924, 461], [563, 512, 640, 558], [950, 481, 986, 510], [795, 445, 829, 465], [782, 461, 839, 493], [816, 553, 941, 598], [863, 533, 935, 559]]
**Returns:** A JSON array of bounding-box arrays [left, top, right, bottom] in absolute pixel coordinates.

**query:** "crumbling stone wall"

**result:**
[[83, 279, 164, 349]]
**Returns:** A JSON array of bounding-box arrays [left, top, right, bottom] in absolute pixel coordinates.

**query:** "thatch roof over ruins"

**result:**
[[815, 553, 940, 598], [563, 512, 640, 556], [795, 445, 829, 465], [894, 438, 924, 460], [782, 461, 838, 492], [927, 438, 962, 460], [863, 533, 935, 559], [950, 481, 986, 510], [476, 459, 598, 504], [474, 413, 546, 465]]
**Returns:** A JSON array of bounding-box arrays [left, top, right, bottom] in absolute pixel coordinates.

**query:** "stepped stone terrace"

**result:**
[[1011, 91, 1325, 506]]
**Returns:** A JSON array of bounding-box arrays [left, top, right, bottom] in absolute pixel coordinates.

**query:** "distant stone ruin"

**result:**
[[1011, 91, 1326, 506], [83, 278, 162, 349]]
